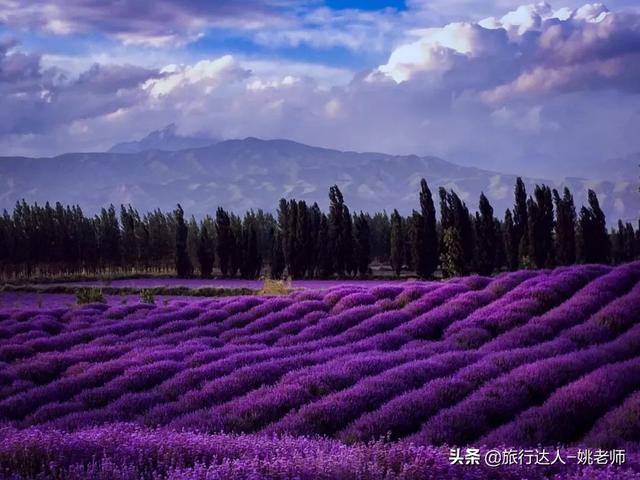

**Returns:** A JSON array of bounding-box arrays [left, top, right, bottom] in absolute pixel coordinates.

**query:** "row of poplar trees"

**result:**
[[389, 178, 628, 279], [0, 178, 637, 280]]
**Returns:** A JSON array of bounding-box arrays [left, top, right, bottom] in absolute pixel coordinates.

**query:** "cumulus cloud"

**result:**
[[144, 56, 250, 98], [376, 22, 511, 82], [375, 1, 640, 102]]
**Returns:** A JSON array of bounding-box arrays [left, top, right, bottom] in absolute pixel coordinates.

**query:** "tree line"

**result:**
[[0, 177, 638, 281]]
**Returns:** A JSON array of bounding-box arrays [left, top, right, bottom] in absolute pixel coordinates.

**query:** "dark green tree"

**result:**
[[270, 230, 285, 279], [97, 204, 121, 270], [277, 199, 290, 274], [503, 209, 518, 270], [229, 213, 242, 277], [553, 187, 576, 266], [527, 185, 555, 268], [494, 218, 506, 271], [370, 212, 391, 262], [577, 190, 609, 264], [187, 215, 200, 273], [239, 213, 261, 279], [390, 209, 404, 277], [343, 206, 356, 277], [328, 185, 347, 276], [308, 203, 322, 277], [420, 179, 439, 278], [317, 213, 333, 278], [135, 219, 151, 270], [174, 204, 192, 278], [513, 178, 529, 267], [294, 201, 311, 278], [285, 200, 298, 277], [411, 179, 438, 278], [439, 188, 473, 277], [215, 207, 235, 277], [353, 212, 371, 277], [611, 220, 624, 265], [409, 210, 426, 277], [474, 193, 496, 275], [624, 222, 637, 261], [120, 205, 138, 268], [611, 221, 637, 264], [197, 224, 215, 278]]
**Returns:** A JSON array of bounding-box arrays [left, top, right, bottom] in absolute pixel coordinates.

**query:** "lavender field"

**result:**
[[2, 263, 640, 479]]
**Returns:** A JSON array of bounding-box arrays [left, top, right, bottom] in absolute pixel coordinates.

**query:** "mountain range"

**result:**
[[109, 124, 218, 154], [0, 132, 637, 225]]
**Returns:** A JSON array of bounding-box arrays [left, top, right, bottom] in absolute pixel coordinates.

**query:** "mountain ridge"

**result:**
[[0, 137, 637, 225], [109, 124, 218, 154]]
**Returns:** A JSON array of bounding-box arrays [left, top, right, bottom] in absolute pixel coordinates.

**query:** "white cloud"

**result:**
[[488, 175, 510, 200], [574, 3, 610, 22], [491, 105, 557, 132], [324, 98, 342, 119], [376, 0, 640, 103], [247, 75, 301, 91], [496, 2, 553, 36], [144, 56, 248, 98]]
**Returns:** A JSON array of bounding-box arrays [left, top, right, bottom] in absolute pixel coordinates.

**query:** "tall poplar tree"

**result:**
[[174, 204, 192, 278], [475, 193, 496, 275], [503, 209, 518, 271], [527, 185, 555, 268], [354, 212, 371, 277], [577, 190, 609, 264], [318, 213, 333, 278], [120, 205, 138, 268], [197, 224, 215, 278], [270, 230, 285, 279], [513, 178, 529, 266], [553, 187, 576, 266], [411, 179, 438, 278], [343, 206, 356, 277], [215, 207, 234, 277], [390, 209, 404, 277], [409, 210, 426, 277], [439, 188, 472, 277], [293, 201, 311, 278], [328, 185, 347, 276]]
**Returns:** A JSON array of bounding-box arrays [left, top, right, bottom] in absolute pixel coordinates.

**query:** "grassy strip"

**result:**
[[0, 272, 184, 286], [0, 284, 258, 298], [0, 263, 441, 285]]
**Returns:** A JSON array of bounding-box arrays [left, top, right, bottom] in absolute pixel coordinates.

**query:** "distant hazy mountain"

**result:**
[[109, 124, 217, 153], [585, 152, 640, 183], [1, 137, 638, 225]]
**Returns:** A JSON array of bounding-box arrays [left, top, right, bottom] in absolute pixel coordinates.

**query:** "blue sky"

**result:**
[[324, 0, 407, 10], [0, 0, 639, 179]]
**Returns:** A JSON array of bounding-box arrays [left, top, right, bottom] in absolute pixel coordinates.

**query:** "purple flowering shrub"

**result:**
[[1, 263, 640, 479], [2, 424, 638, 480]]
